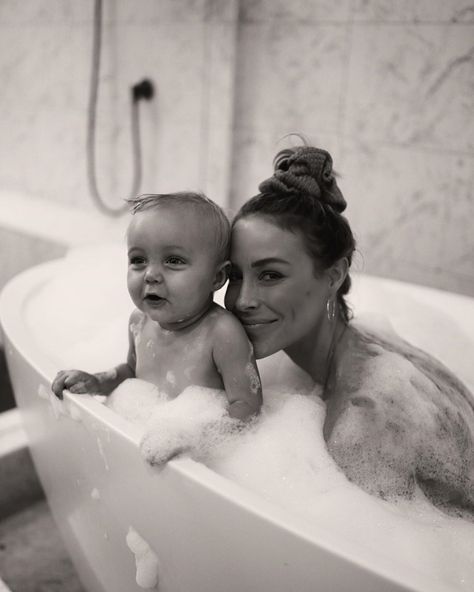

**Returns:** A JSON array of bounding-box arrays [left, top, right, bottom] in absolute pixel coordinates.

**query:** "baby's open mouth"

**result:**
[[144, 294, 165, 304]]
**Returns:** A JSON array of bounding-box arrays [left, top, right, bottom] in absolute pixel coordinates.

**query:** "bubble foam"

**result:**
[[109, 375, 474, 590], [126, 527, 159, 589]]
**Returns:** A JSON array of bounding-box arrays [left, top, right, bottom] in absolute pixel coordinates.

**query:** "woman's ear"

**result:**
[[327, 257, 349, 294], [213, 260, 231, 292]]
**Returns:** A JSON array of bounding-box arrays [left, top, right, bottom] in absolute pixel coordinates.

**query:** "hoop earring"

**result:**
[[326, 298, 336, 323]]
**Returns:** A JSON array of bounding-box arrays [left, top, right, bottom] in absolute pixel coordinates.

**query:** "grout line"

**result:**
[[336, 2, 355, 161], [199, 21, 211, 191]]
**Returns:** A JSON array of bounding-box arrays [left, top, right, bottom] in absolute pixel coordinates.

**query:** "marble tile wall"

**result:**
[[1, 0, 472, 296], [0, 0, 238, 297], [230, 0, 474, 296], [0, 0, 238, 213]]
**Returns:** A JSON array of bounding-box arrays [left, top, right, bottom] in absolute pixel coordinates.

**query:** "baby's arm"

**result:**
[[51, 311, 138, 399], [212, 313, 263, 421]]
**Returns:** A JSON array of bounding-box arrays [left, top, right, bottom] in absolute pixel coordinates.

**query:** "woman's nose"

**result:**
[[234, 281, 259, 311]]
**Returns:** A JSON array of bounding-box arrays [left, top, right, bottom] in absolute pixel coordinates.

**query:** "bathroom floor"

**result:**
[[0, 349, 84, 591], [0, 499, 85, 592]]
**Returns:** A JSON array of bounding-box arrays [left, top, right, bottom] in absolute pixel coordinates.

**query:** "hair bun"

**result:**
[[258, 146, 347, 213]]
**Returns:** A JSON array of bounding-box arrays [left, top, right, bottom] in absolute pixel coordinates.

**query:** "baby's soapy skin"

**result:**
[[52, 196, 263, 428]]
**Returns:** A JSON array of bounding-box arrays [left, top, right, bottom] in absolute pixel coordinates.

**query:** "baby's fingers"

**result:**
[[52, 371, 69, 399], [68, 381, 89, 394]]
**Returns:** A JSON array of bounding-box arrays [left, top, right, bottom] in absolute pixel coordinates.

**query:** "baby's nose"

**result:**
[[144, 265, 164, 283]]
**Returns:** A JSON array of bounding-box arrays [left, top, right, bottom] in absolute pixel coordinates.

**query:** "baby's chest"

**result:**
[[134, 329, 217, 392]]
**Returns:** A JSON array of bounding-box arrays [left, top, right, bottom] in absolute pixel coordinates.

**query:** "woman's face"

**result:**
[[225, 215, 331, 359]]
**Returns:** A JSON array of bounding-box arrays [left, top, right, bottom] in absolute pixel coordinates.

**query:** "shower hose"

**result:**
[[87, 0, 154, 217]]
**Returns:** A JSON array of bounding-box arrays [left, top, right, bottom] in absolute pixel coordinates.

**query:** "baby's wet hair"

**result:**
[[234, 146, 356, 321], [127, 192, 231, 263]]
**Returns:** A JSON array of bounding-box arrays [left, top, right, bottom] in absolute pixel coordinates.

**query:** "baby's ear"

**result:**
[[213, 260, 231, 292]]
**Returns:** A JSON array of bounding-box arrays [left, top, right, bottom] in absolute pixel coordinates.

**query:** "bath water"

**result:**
[[27, 247, 474, 591]]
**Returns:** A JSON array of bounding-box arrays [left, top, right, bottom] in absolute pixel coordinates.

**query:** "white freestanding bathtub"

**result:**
[[1, 244, 473, 592]]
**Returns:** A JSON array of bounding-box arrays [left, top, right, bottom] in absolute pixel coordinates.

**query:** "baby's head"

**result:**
[[128, 192, 230, 263], [126, 192, 230, 330]]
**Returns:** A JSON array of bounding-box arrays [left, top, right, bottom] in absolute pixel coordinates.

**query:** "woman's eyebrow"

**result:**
[[251, 257, 290, 268]]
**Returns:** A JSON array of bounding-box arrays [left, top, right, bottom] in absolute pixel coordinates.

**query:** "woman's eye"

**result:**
[[259, 271, 283, 282]]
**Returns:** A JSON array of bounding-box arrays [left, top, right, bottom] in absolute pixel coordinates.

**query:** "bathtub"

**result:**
[[1, 244, 474, 592], [0, 191, 127, 325]]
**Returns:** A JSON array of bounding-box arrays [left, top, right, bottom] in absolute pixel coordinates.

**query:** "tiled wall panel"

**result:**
[[231, 0, 474, 295], [0, 0, 472, 294]]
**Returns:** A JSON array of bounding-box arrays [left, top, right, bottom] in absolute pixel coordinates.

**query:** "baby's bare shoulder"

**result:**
[[206, 305, 250, 349], [208, 304, 246, 332], [129, 308, 144, 324], [128, 308, 146, 333]]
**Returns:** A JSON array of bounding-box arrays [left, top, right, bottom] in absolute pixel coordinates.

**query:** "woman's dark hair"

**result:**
[[234, 146, 356, 322]]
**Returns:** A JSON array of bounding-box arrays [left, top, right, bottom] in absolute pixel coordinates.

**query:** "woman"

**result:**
[[225, 145, 474, 518]]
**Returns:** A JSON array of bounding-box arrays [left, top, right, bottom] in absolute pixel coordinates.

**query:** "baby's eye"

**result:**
[[129, 255, 146, 267], [165, 256, 186, 267], [259, 271, 284, 282]]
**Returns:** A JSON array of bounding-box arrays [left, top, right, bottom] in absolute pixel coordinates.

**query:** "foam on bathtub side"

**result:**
[[126, 527, 159, 589]]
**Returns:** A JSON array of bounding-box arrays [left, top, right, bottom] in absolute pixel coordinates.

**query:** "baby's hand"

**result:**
[[52, 370, 101, 399]]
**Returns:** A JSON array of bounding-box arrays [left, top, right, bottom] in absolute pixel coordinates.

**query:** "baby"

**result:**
[[52, 192, 262, 436]]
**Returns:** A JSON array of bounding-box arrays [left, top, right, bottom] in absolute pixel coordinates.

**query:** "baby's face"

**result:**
[[127, 205, 221, 330]]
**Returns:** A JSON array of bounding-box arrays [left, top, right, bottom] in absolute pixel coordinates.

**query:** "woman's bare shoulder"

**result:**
[[325, 324, 474, 508], [326, 322, 474, 452], [325, 324, 469, 441], [334, 324, 406, 394], [341, 323, 473, 409]]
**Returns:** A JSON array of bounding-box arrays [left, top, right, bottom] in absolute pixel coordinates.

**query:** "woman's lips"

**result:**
[[241, 319, 278, 332]]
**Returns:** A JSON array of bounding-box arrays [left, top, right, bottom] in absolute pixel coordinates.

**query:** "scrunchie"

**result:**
[[258, 146, 347, 213]]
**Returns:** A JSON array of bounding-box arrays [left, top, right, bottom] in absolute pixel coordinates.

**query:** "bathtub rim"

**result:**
[[1, 253, 472, 592]]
